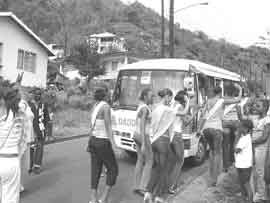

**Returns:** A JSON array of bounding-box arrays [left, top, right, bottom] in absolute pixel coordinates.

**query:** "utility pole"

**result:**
[[169, 0, 174, 58], [161, 0, 165, 57]]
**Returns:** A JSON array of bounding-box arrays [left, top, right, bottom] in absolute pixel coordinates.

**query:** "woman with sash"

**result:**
[[199, 84, 242, 186], [88, 87, 118, 203], [0, 80, 25, 203], [133, 88, 154, 196], [168, 90, 190, 194], [144, 88, 176, 203]]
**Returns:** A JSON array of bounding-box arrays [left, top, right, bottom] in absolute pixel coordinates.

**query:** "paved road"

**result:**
[[21, 138, 207, 203]]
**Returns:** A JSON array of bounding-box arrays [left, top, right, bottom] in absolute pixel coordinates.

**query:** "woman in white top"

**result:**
[[199, 84, 242, 186], [0, 80, 25, 203], [88, 87, 118, 203], [133, 88, 154, 196], [168, 90, 190, 194], [145, 88, 175, 203]]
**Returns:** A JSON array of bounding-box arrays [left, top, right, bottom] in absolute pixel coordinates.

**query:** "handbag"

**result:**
[[264, 124, 270, 184]]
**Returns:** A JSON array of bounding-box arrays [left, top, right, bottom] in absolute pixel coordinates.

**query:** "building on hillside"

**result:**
[[88, 32, 127, 54], [87, 32, 128, 80], [0, 12, 54, 87]]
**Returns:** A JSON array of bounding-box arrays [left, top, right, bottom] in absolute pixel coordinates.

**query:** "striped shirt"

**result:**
[[0, 113, 24, 155]]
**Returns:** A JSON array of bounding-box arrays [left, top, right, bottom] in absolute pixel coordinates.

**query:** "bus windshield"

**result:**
[[112, 70, 187, 109]]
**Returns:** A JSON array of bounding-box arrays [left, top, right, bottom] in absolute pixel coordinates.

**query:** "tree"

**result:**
[[0, 0, 9, 10], [67, 41, 104, 82]]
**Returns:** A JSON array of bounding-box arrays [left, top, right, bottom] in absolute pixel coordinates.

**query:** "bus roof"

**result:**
[[119, 58, 241, 82]]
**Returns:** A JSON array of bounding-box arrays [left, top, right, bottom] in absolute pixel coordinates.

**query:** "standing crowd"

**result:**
[[1, 74, 269, 203], [0, 77, 52, 203], [88, 84, 270, 203]]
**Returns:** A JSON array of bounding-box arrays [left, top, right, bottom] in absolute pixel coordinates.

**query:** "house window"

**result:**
[[17, 49, 36, 73], [0, 43, 3, 66]]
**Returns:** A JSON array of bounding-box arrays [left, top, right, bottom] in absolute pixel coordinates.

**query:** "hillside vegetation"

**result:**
[[1, 0, 270, 81]]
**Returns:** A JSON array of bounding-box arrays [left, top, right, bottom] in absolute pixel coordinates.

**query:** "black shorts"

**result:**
[[236, 167, 252, 184]]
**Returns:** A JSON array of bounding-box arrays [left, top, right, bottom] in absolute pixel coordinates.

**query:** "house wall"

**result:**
[[0, 17, 48, 87], [102, 55, 128, 74]]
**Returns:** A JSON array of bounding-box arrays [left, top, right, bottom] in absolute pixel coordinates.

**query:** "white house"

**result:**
[[0, 12, 54, 87]]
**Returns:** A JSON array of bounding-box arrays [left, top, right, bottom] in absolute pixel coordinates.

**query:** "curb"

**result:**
[[44, 134, 89, 145], [169, 170, 208, 203]]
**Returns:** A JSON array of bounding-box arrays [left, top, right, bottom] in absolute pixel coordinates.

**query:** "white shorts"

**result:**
[[0, 157, 20, 203]]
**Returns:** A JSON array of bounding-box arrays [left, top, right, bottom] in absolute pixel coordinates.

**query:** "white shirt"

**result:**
[[0, 113, 24, 155], [234, 134, 253, 168], [173, 103, 183, 133]]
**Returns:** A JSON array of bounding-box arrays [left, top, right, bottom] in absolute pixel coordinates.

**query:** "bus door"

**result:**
[[184, 71, 199, 133]]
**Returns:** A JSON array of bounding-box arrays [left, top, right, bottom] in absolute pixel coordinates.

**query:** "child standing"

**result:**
[[234, 119, 254, 203]]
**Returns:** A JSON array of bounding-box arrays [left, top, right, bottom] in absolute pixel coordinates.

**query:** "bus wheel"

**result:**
[[192, 139, 207, 166]]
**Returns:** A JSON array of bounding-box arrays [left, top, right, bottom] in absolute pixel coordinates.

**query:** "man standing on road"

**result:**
[[28, 88, 50, 174]]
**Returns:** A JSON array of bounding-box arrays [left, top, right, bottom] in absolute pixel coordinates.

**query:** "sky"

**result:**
[[120, 0, 270, 47]]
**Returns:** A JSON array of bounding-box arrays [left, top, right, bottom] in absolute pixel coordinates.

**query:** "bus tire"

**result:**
[[192, 139, 207, 166]]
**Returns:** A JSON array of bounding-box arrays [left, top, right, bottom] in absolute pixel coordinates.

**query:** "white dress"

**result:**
[[0, 113, 24, 203]]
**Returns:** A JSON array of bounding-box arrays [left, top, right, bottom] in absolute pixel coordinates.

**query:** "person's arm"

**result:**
[[43, 104, 50, 127], [103, 104, 116, 147], [223, 83, 242, 105], [183, 107, 201, 127], [139, 107, 148, 148], [198, 102, 209, 133], [176, 96, 190, 116], [253, 123, 270, 145], [235, 104, 244, 121]]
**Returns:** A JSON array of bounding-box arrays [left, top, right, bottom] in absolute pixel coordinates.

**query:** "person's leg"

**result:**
[[0, 157, 21, 203], [212, 130, 223, 185], [29, 143, 35, 173], [33, 137, 45, 173], [240, 168, 253, 203], [134, 142, 143, 192], [99, 140, 118, 203], [222, 126, 231, 172], [20, 146, 30, 192], [237, 168, 248, 197], [90, 149, 103, 202], [204, 128, 216, 186], [152, 137, 170, 200], [254, 146, 267, 202], [170, 134, 184, 191], [140, 139, 154, 192]]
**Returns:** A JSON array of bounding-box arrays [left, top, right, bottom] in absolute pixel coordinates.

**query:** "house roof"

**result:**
[[120, 58, 241, 82], [0, 12, 55, 56], [90, 32, 116, 38]]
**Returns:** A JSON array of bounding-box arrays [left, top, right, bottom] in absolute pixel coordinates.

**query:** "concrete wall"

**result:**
[[0, 17, 48, 87]]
